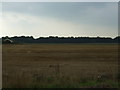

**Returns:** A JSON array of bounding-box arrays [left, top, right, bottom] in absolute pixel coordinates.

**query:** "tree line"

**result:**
[[1, 36, 120, 44]]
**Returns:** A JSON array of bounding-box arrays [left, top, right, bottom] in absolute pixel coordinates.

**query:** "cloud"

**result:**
[[2, 12, 118, 38], [2, 2, 117, 25], [2, 12, 85, 37]]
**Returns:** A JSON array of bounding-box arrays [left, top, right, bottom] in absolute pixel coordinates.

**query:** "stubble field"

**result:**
[[2, 44, 119, 88]]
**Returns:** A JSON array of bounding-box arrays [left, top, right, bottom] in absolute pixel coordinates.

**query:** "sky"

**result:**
[[0, 2, 118, 38]]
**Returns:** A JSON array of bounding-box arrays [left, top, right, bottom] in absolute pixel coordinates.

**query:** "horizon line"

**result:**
[[1, 35, 119, 39]]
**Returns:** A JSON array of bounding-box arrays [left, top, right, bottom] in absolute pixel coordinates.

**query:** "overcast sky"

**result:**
[[1, 2, 118, 38]]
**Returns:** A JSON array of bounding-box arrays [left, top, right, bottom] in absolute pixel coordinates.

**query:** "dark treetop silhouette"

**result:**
[[1, 36, 120, 44]]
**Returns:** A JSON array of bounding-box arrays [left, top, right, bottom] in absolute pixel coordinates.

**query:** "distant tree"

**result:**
[[114, 36, 120, 39], [1, 35, 118, 44], [114, 36, 120, 43]]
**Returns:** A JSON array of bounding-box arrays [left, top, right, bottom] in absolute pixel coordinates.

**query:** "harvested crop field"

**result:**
[[2, 44, 119, 88]]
